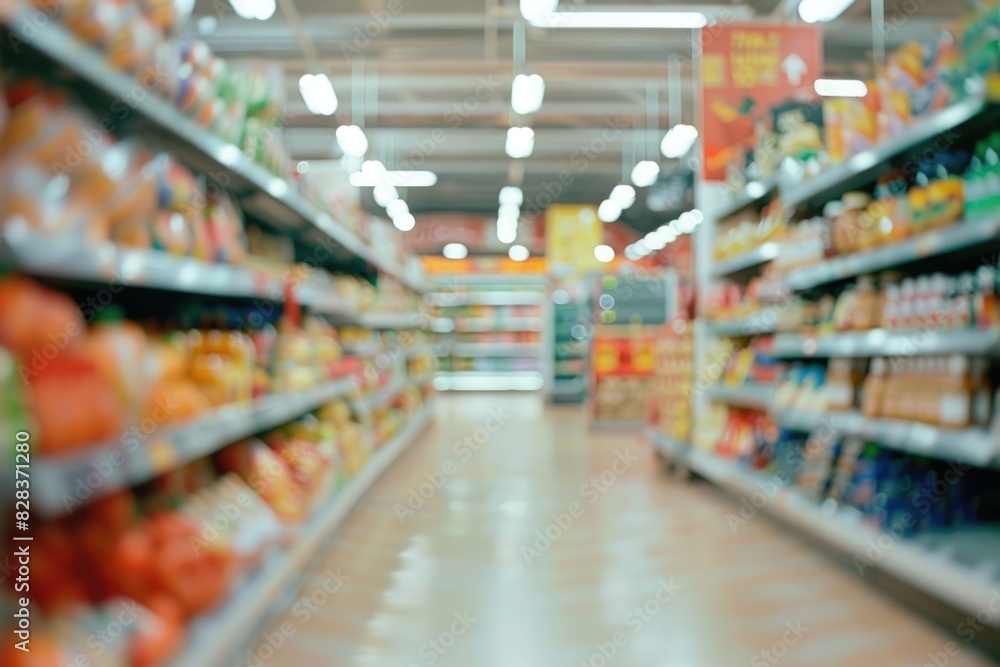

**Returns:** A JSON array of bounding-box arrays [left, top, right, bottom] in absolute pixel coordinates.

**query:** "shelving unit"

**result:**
[[426, 277, 548, 392], [549, 288, 591, 403], [169, 404, 433, 667], [682, 85, 1000, 629]]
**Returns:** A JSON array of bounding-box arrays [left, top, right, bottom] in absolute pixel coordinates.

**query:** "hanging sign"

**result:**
[[700, 24, 822, 182], [545, 205, 602, 274]]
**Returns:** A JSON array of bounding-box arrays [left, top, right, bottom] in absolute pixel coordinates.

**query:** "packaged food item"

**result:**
[[218, 438, 308, 523], [204, 191, 248, 264], [83, 307, 148, 424], [0, 276, 85, 358]]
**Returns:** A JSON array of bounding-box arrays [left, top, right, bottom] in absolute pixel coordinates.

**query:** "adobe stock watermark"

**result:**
[[405, 610, 477, 667], [750, 620, 810, 666], [234, 567, 349, 667], [922, 589, 1000, 667], [521, 449, 639, 564], [579, 579, 682, 667], [394, 408, 510, 522]]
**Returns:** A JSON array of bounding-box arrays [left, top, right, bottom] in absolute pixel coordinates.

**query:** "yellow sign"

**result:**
[[545, 205, 602, 274]]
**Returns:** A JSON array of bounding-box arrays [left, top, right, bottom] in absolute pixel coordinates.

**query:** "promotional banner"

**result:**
[[545, 204, 602, 274], [700, 23, 822, 182]]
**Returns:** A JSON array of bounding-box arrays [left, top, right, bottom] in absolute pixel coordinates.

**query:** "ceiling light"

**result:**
[[505, 127, 535, 159], [645, 233, 667, 250], [597, 199, 623, 223], [295, 161, 309, 174], [656, 225, 678, 243], [660, 123, 699, 158], [609, 184, 636, 208], [527, 11, 708, 29], [744, 181, 767, 198], [519, 0, 558, 22], [361, 159, 386, 176], [497, 224, 517, 244], [634, 240, 651, 256], [196, 16, 217, 34], [443, 243, 468, 260], [335, 125, 368, 158], [624, 245, 640, 261], [512, 74, 545, 115], [298, 73, 338, 116], [393, 212, 416, 231], [373, 182, 398, 206], [386, 199, 409, 219], [798, 0, 855, 23], [350, 171, 438, 187], [814, 79, 868, 98], [500, 186, 524, 207], [229, 0, 275, 20], [498, 203, 520, 223], [630, 160, 660, 187], [594, 244, 615, 263], [508, 245, 530, 262]]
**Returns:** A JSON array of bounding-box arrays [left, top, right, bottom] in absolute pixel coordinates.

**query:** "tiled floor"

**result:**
[[253, 393, 999, 667]]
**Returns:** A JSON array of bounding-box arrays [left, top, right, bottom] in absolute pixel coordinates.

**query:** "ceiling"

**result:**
[[193, 0, 962, 232]]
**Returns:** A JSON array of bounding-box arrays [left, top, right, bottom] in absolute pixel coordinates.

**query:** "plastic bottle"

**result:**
[[863, 358, 889, 418]]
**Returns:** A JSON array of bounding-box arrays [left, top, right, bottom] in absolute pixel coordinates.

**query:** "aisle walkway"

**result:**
[[253, 394, 997, 667]]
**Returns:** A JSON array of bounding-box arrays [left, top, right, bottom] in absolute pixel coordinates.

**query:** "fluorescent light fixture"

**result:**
[[689, 209, 704, 225], [656, 225, 678, 243], [645, 232, 667, 250], [373, 183, 398, 206], [814, 78, 868, 98], [594, 244, 615, 263], [597, 199, 623, 223], [393, 212, 416, 232], [508, 245, 530, 262], [505, 127, 535, 159], [361, 159, 386, 176], [624, 245, 640, 261], [197, 16, 217, 34], [630, 160, 660, 187], [745, 181, 767, 198], [660, 123, 699, 158], [609, 184, 636, 208], [798, 0, 855, 23], [634, 240, 651, 256], [443, 243, 468, 260], [676, 211, 699, 234], [298, 73, 338, 116], [527, 10, 708, 29], [229, 0, 275, 20], [497, 220, 518, 244], [335, 125, 368, 158], [500, 186, 524, 207], [519, 0, 558, 22], [512, 74, 545, 115], [386, 199, 409, 219], [350, 171, 438, 187], [295, 161, 309, 174]]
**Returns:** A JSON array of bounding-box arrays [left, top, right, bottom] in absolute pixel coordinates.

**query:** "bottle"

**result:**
[[975, 265, 998, 330], [862, 358, 889, 418]]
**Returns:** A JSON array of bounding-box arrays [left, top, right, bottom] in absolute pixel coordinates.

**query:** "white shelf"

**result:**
[[0, 11, 429, 293], [34, 379, 355, 517], [451, 343, 543, 357], [352, 375, 407, 413], [644, 428, 691, 460], [705, 384, 776, 411], [170, 404, 433, 667], [771, 328, 1000, 359], [782, 218, 1000, 291], [408, 371, 436, 385], [705, 316, 779, 337], [341, 341, 384, 357], [357, 312, 432, 329], [453, 317, 544, 332], [774, 409, 1000, 468], [779, 93, 991, 211], [685, 449, 1000, 625], [403, 345, 438, 359], [425, 291, 544, 307], [710, 242, 781, 278], [713, 174, 780, 222]]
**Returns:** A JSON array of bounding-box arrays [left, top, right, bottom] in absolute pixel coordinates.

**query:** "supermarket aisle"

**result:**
[[252, 394, 997, 667]]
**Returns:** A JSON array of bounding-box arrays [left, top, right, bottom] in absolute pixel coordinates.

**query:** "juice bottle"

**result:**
[[938, 355, 973, 428], [862, 358, 889, 418]]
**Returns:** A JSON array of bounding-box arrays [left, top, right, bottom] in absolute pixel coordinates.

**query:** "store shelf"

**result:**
[[710, 242, 781, 278], [0, 232, 282, 300], [342, 341, 384, 357], [644, 428, 691, 461], [408, 371, 436, 385], [0, 11, 431, 292], [34, 379, 356, 517], [451, 342, 543, 357], [425, 291, 545, 306], [171, 403, 433, 667], [298, 286, 360, 318], [782, 218, 1000, 291], [433, 371, 544, 391], [705, 383, 776, 410], [775, 409, 1000, 468], [705, 316, 779, 337], [352, 375, 406, 413], [712, 174, 780, 222], [779, 93, 993, 211], [430, 318, 457, 333], [771, 328, 1000, 359], [453, 318, 544, 332], [685, 449, 1000, 624], [357, 312, 431, 330], [404, 345, 438, 359]]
